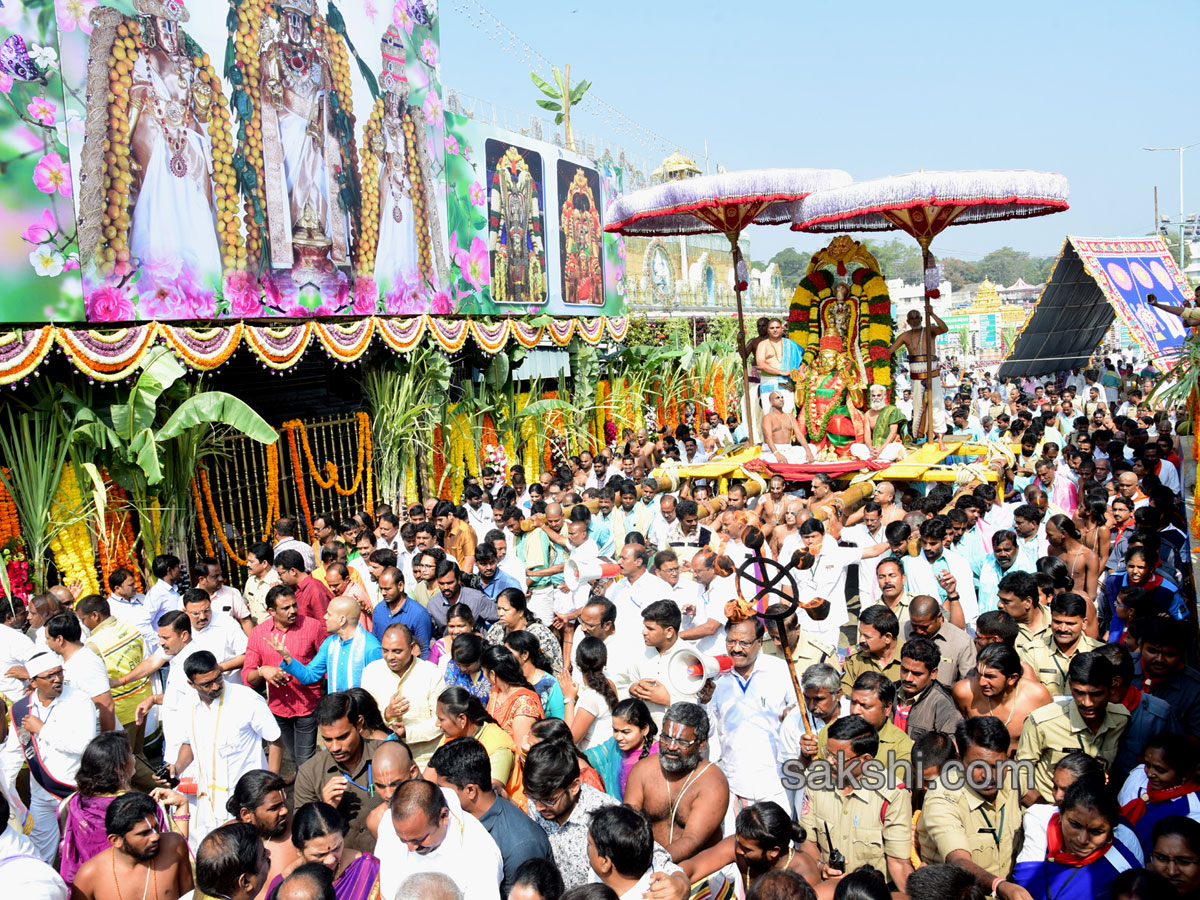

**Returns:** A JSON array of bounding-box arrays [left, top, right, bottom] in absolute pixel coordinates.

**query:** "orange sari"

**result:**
[[487, 687, 544, 737]]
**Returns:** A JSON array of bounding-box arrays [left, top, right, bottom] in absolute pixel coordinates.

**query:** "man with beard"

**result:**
[[904, 518, 977, 631], [894, 637, 962, 744], [228, 770, 296, 898], [953, 642, 1051, 753], [624, 702, 729, 863], [851, 384, 907, 462], [71, 792, 193, 900], [709, 619, 792, 813], [1016, 652, 1129, 805]]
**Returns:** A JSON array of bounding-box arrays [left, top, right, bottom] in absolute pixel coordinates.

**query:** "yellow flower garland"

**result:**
[[48, 464, 100, 596], [191, 476, 216, 559]]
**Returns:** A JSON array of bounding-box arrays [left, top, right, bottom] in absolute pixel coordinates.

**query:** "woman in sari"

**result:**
[[1120, 733, 1200, 857], [482, 644, 544, 751], [443, 632, 490, 703], [267, 802, 380, 900], [434, 686, 525, 809], [505, 630, 564, 719], [485, 587, 563, 675], [430, 603, 476, 669], [411, 549, 447, 611], [59, 732, 172, 884]]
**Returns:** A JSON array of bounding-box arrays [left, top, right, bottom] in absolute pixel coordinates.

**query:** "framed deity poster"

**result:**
[[483, 137, 547, 308], [557, 160, 604, 307]]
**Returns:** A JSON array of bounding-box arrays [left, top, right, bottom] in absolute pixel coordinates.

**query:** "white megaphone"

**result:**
[[564, 558, 620, 591], [665, 645, 736, 696]]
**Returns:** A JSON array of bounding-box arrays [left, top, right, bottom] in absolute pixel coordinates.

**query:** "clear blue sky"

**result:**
[[442, 0, 1199, 264]]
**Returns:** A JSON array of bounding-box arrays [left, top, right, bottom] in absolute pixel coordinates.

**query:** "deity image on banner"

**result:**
[[358, 24, 447, 308], [254, 0, 359, 275], [558, 162, 603, 306], [486, 139, 547, 306], [77, 0, 243, 286]]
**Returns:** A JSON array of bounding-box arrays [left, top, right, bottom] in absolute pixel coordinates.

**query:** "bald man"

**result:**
[[270, 595, 382, 692], [366, 741, 420, 838]]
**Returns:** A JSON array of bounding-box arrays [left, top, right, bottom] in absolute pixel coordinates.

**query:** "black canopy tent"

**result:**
[[998, 240, 1115, 378]]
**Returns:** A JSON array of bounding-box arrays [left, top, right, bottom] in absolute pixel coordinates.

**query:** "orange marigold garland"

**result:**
[[191, 477, 217, 559], [288, 413, 372, 497], [97, 478, 141, 590], [199, 468, 248, 567], [283, 425, 314, 536], [262, 444, 280, 541], [0, 470, 22, 550], [432, 425, 446, 499], [713, 363, 727, 419]]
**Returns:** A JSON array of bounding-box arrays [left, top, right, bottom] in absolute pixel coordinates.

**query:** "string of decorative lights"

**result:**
[[452, 0, 698, 161]]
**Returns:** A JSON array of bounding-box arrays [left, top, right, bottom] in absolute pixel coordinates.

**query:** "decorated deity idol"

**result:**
[[80, 0, 241, 280], [360, 26, 445, 299], [796, 334, 865, 459], [561, 168, 603, 305], [490, 146, 546, 305], [258, 0, 354, 270]]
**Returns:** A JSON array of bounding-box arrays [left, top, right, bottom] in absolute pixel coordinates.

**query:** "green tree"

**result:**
[[973, 247, 1035, 286], [531, 65, 590, 153], [862, 239, 923, 282], [1153, 231, 1192, 268], [768, 247, 812, 290], [941, 258, 979, 289]]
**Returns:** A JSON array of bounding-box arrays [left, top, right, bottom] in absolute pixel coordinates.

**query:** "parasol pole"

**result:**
[[728, 231, 758, 444], [919, 236, 936, 443], [782, 649, 814, 736]]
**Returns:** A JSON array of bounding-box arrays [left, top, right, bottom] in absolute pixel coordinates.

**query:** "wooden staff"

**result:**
[[810, 479, 874, 523], [782, 649, 813, 737], [517, 498, 602, 532]]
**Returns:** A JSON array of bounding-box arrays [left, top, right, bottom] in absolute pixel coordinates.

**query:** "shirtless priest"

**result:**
[[71, 792, 193, 900], [761, 391, 810, 464]]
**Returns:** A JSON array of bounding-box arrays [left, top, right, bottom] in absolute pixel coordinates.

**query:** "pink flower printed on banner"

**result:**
[[444, 134, 459, 156], [468, 181, 485, 206], [225, 271, 263, 317], [26, 97, 55, 126], [85, 286, 135, 322], [140, 273, 215, 320], [352, 276, 379, 315], [385, 278, 423, 315], [393, 3, 414, 33], [461, 142, 471, 162], [419, 38, 437, 67], [55, 0, 97, 33], [454, 237, 489, 290], [33, 153, 70, 196], [363, 0, 378, 21], [429, 289, 452, 314], [0, 74, 13, 95], [423, 90, 442, 123], [21, 209, 56, 244]]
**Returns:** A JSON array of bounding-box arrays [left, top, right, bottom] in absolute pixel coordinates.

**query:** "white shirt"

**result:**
[[904, 548, 979, 630], [498, 550, 527, 588], [192, 613, 249, 684], [1155, 460, 1182, 493], [792, 544, 862, 644], [62, 646, 110, 700], [210, 585, 250, 622], [0, 624, 33, 704], [378, 787, 503, 900], [632, 640, 701, 728], [108, 589, 178, 653], [606, 572, 671, 640], [1, 684, 98, 788], [180, 683, 280, 836], [0, 843, 66, 899], [687, 577, 731, 657], [841, 522, 886, 611], [156, 638, 216, 763], [467, 503, 497, 546], [575, 683, 614, 753], [712, 654, 793, 801]]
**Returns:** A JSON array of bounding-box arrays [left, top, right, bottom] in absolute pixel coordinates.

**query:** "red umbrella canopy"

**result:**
[[605, 167, 852, 237]]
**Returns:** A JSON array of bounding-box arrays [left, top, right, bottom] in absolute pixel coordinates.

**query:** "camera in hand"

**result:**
[[154, 763, 179, 788]]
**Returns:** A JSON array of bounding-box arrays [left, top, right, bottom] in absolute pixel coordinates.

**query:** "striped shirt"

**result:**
[[85, 615, 151, 726]]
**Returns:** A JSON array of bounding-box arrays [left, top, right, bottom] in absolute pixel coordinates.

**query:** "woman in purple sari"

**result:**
[[267, 802, 380, 900], [59, 732, 171, 884]]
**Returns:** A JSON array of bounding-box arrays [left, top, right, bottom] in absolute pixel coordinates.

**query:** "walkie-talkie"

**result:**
[[823, 821, 846, 871]]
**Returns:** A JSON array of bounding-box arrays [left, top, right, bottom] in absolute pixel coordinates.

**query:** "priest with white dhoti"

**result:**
[[170, 650, 281, 847]]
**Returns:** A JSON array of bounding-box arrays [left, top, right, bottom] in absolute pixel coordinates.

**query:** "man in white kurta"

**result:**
[[360, 625, 444, 768], [0, 621, 33, 706], [1, 651, 98, 861], [172, 652, 281, 846]]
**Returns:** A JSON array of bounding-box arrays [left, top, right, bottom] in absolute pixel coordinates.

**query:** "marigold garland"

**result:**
[[97, 477, 141, 590], [191, 477, 217, 559], [713, 363, 728, 419], [262, 444, 280, 540], [284, 426, 314, 536], [0, 470, 22, 551], [285, 413, 373, 497], [199, 468, 248, 567], [432, 425, 446, 499], [48, 464, 100, 596]]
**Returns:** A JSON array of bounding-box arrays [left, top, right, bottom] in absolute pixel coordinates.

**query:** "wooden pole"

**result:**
[[728, 232, 757, 445], [921, 241, 936, 443], [782, 648, 813, 736]]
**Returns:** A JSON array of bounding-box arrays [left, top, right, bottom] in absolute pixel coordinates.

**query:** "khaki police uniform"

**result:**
[[903, 620, 976, 688], [1015, 699, 1130, 799], [800, 784, 912, 877], [817, 720, 914, 767], [1026, 633, 1103, 698], [917, 781, 1021, 875], [842, 649, 903, 697], [765, 629, 843, 674], [1013, 605, 1052, 662]]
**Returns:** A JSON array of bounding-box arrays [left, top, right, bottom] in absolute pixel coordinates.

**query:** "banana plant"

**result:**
[[63, 349, 278, 565], [530, 64, 590, 153]]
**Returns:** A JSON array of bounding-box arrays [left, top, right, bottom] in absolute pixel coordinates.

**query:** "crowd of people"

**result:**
[[0, 357, 1195, 900]]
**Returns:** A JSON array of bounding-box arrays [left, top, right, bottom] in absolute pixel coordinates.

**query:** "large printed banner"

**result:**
[[442, 111, 625, 317], [1, 0, 451, 322], [1070, 235, 1191, 360]]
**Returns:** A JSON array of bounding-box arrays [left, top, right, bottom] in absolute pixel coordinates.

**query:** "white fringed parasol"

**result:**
[[605, 167, 853, 440], [791, 169, 1069, 439]]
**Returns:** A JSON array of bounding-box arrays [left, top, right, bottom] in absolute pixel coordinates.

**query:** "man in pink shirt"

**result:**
[[276, 549, 333, 620], [243, 583, 326, 768], [325, 562, 374, 634]]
